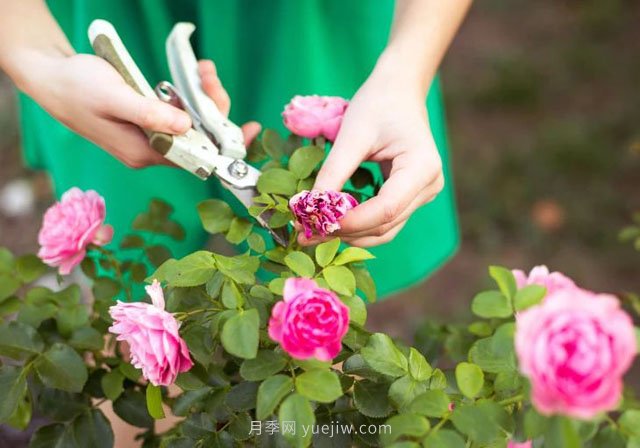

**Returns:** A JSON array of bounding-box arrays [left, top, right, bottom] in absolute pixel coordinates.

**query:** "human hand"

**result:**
[[303, 66, 444, 247], [22, 55, 260, 168]]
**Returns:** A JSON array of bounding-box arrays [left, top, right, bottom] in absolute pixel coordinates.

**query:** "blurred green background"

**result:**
[[0, 0, 638, 341]]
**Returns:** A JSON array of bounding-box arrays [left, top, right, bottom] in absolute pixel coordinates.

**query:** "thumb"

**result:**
[[313, 125, 371, 192], [107, 86, 192, 134]]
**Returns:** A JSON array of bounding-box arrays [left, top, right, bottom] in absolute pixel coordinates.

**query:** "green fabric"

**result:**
[[19, 0, 459, 299]]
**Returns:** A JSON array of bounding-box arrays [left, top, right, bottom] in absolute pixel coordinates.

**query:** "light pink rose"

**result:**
[[37, 187, 113, 275], [282, 95, 349, 142], [268, 278, 350, 361], [109, 280, 193, 386], [512, 265, 576, 298], [289, 189, 358, 238], [508, 441, 532, 448], [515, 288, 636, 419]]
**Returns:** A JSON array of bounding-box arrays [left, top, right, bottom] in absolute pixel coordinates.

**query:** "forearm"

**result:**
[[375, 0, 472, 96], [0, 0, 75, 93]]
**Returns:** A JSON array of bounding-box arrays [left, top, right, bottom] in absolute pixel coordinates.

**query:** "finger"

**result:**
[[103, 83, 192, 134], [336, 171, 444, 238], [198, 59, 231, 116], [95, 118, 173, 168], [241, 121, 262, 145], [313, 122, 372, 192], [342, 219, 407, 247]]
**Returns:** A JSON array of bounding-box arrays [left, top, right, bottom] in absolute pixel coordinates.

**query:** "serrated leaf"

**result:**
[[0, 321, 44, 359], [221, 309, 259, 359], [361, 333, 408, 377], [315, 239, 341, 267], [288, 145, 325, 179], [197, 199, 234, 234], [379, 414, 430, 446], [34, 343, 88, 393], [256, 374, 293, 420], [353, 380, 393, 418], [226, 218, 253, 244], [0, 366, 26, 422], [278, 393, 315, 448], [323, 265, 356, 295], [240, 350, 287, 381], [407, 390, 451, 418], [257, 169, 298, 196], [408, 348, 432, 381], [295, 370, 342, 403], [284, 251, 315, 277]]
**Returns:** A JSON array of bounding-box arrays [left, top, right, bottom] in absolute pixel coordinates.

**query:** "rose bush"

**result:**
[[0, 101, 638, 447]]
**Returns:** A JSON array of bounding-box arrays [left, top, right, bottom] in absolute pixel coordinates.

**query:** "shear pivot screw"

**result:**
[[228, 160, 249, 179]]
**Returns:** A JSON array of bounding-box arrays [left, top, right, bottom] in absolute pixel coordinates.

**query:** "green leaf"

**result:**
[[92, 277, 120, 301], [295, 370, 342, 403], [354, 267, 377, 302], [514, 284, 547, 311], [455, 362, 484, 399], [0, 274, 20, 301], [256, 374, 293, 420], [100, 370, 124, 401], [389, 375, 428, 409], [0, 366, 26, 422], [119, 362, 142, 382], [226, 218, 253, 244], [146, 384, 165, 419], [38, 389, 90, 421], [269, 277, 286, 295], [240, 350, 287, 381], [332, 247, 375, 266], [341, 295, 367, 326], [226, 381, 259, 411], [408, 348, 432, 381], [257, 169, 298, 196], [68, 327, 103, 351], [489, 265, 517, 299], [284, 251, 316, 277], [315, 239, 341, 267], [288, 145, 325, 179], [471, 290, 512, 318], [544, 416, 581, 448], [29, 423, 68, 448], [469, 337, 516, 373], [619, 410, 640, 437], [16, 254, 47, 283], [423, 429, 465, 448], [323, 265, 356, 295], [113, 390, 153, 428], [524, 408, 549, 439], [353, 380, 393, 418], [0, 321, 44, 359], [379, 414, 430, 446], [69, 409, 114, 448], [451, 401, 513, 445], [221, 280, 244, 309], [247, 233, 266, 253], [279, 393, 315, 448], [0, 296, 20, 316], [407, 390, 451, 418], [197, 199, 234, 234], [228, 412, 253, 441], [169, 251, 217, 287], [56, 304, 89, 336], [361, 333, 408, 377], [34, 343, 88, 393], [221, 309, 259, 359], [262, 129, 286, 160], [214, 253, 260, 285], [6, 390, 31, 430]]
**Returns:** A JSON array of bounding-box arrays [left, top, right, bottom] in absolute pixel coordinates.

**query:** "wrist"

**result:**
[[3, 45, 75, 96], [372, 45, 436, 99]]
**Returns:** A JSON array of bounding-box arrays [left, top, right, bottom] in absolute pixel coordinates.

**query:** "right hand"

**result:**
[[23, 54, 260, 168]]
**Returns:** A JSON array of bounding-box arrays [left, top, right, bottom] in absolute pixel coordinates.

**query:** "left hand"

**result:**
[[301, 67, 445, 247]]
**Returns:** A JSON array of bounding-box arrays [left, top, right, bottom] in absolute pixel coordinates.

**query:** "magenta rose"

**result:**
[[515, 288, 636, 419], [37, 187, 113, 275], [289, 189, 358, 238], [512, 265, 576, 298], [268, 278, 350, 361], [109, 280, 193, 386], [282, 95, 349, 142]]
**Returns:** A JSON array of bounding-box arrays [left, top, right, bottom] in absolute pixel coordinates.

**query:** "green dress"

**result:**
[[20, 0, 459, 299]]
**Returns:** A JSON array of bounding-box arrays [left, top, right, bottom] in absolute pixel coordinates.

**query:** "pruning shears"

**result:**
[[88, 19, 288, 246]]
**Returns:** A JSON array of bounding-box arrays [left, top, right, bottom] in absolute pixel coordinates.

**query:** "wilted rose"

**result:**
[[289, 189, 358, 238], [515, 288, 636, 419], [109, 280, 193, 386], [268, 278, 349, 361], [282, 95, 349, 142], [38, 187, 113, 275]]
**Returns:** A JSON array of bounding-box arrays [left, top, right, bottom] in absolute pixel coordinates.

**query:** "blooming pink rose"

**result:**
[[268, 278, 350, 361], [38, 187, 113, 275], [109, 280, 193, 386], [507, 441, 532, 448], [282, 95, 349, 142], [512, 265, 576, 297], [289, 189, 358, 238], [515, 288, 636, 419]]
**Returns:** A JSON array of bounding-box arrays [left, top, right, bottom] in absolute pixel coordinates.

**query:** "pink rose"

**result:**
[[37, 187, 113, 275], [512, 265, 576, 298], [515, 288, 636, 419], [282, 95, 349, 142], [268, 278, 350, 361], [109, 280, 193, 386], [508, 441, 532, 448], [289, 189, 358, 238]]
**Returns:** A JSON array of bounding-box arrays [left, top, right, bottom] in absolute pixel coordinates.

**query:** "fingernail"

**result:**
[[172, 113, 191, 132]]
